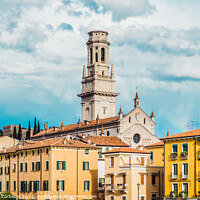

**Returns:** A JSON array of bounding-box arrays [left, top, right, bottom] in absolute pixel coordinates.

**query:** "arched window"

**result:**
[[102, 70, 104, 76], [95, 52, 98, 62], [101, 48, 105, 62], [90, 48, 93, 63], [129, 117, 131, 123], [107, 131, 110, 136]]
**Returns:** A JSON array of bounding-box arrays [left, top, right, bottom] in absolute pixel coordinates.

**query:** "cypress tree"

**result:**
[[0, 130, 3, 137], [33, 117, 37, 135], [13, 126, 17, 139], [17, 124, 22, 140], [26, 120, 31, 140], [37, 121, 40, 133]]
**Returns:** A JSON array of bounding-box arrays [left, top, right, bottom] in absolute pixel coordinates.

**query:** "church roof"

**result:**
[[102, 147, 150, 154], [31, 116, 120, 138], [145, 141, 164, 147], [81, 135, 129, 147]]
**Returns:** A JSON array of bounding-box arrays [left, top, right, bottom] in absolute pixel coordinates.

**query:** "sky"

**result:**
[[1, 0, 200, 138]]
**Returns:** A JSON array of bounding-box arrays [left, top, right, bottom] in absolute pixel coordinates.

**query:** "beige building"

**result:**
[[3, 125, 30, 138], [0, 136, 19, 150], [0, 137, 99, 200]]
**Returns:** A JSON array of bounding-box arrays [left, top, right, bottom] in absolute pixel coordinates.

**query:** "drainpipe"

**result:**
[[40, 149, 42, 191], [77, 148, 78, 200], [159, 171, 161, 200], [195, 138, 197, 197], [17, 152, 19, 198]]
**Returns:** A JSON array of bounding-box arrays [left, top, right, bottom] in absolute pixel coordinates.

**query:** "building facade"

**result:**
[[0, 137, 99, 200], [161, 129, 200, 198]]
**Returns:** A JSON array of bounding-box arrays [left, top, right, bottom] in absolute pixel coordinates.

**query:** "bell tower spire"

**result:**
[[78, 31, 119, 121]]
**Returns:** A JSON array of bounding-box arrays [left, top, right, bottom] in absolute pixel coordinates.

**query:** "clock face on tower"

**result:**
[[133, 133, 140, 143]]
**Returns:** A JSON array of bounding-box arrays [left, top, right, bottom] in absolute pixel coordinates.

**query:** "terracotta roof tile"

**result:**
[[145, 141, 164, 147], [81, 135, 129, 147], [103, 147, 150, 154], [161, 129, 200, 140], [32, 116, 119, 138]]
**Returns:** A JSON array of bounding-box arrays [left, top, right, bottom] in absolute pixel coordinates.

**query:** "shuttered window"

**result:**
[[110, 157, 114, 167], [57, 161, 66, 170], [84, 181, 90, 191], [25, 163, 27, 171], [57, 180, 64, 191], [141, 158, 144, 166], [141, 175, 144, 185], [32, 162, 34, 171], [129, 157, 131, 165], [84, 149, 89, 154], [21, 181, 27, 192], [43, 180, 49, 191], [99, 149, 102, 158], [13, 181, 16, 191], [83, 162, 89, 170], [36, 162, 40, 171], [29, 181, 32, 192], [20, 163, 23, 172], [46, 161, 49, 170]]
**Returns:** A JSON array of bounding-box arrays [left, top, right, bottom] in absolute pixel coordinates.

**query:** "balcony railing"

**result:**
[[171, 173, 178, 179], [117, 184, 127, 191], [181, 172, 188, 179], [171, 153, 178, 160], [105, 184, 115, 192], [181, 151, 188, 159]]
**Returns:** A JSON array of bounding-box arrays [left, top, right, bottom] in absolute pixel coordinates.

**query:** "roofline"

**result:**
[[160, 135, 200, 141], [102, 151, 151, 155], [145, 145, 164, 148]]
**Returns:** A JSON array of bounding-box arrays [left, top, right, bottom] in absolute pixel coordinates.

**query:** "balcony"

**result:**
[[181, 151, 188, 159], [171, 152, 178, 160], [117, 184, 127, 192], [105, 184, 115, 192], [171, 173, 178, 179], [181, 172, 188, 179]]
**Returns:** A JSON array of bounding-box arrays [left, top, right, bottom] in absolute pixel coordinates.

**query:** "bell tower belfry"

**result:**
[[78, 30, 119, 121]]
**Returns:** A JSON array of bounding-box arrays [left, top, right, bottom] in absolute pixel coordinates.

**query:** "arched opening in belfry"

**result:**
[[95, 52, 98, 62], [101, 48, 105, 62], [90, 48, 93, 63]]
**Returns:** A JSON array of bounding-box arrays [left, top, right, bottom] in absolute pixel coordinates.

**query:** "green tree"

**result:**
[[26, 120, 31, 140], [33, 117, 37, 135], [0, 191, 16, 199], [17, 124, 22, 140], [0, 130, 3, 137], [37, 121, 40, 133], [13, 126, 17, 139]]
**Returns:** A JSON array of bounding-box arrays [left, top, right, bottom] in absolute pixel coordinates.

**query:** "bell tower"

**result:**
[[78, 30, 119, 121]]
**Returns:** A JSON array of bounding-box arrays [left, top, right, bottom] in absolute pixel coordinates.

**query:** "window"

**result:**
[[141, 197, 145, 200], [172, 183, 178, 193], [129, 157, 132, 165], [37, 150, 40, 155], [122, 197, 126, 200], [57, 180, 64, 191], [182, 143, 188, 152], [43, 180, 49, 191], [21, 152, 23, 156], [144, 118, 146, 124], [172, 164, 178, 178], [141, 157, 144, 166], [0, 182, 2, 191], [33, 181, 39, 191], [106, 147, 109, 151], [21, 181, 27, 192], [83, 162, 89, 170], [101, 48, 105, 62], [182, 163, 188, 178], [150, 152, 153, 163], [182, 183, 188, 194], [84, 149, 89, 155], [25, 151, 27, 156], [32, 150, 35, 156], [151, 194, 157, 200], [0, 167, 3, 175], [129, 117, 131, 123], [99, 149, 102, 159], [103, 108, 106, 114], [107, 131, 110, 136], [110, 157, 114, 167], [57, 161, 66, 170], [13, 163, 16, 172], [141, 175, 144, 185], [98, 178, 105, 187], [102, 70, 104, 76], [172, 144, 178, 153], [6, 181, 9, 191], [84, 180, 90, 191], [36, 162, 40, 171], [25, 163, 28, 172], [46, 148, 49, 154], [0, 156, 2, 161], [110, 197, 114, 200], [13, 154, 16, 158], [20, 163, 23, 172], [13, 181, 16, 191], [152, 175, 156, 185], [95, 52, 98, 62], [32, 162, 35, 171], [46, 161, 49, 171]]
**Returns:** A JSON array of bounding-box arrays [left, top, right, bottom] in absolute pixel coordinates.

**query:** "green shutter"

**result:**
[[47, 181, 49, 191], [63, 161, 66, 170], [43, 181, 45, 191], [106, 147, 109, 152], [62, 180, 64, 191], [29, 181, 32, 191], [83, 162, 85, 170], [57, 180, 59, 191], [88, 181, 90, 191], [25, 181, 27, 191], [150, 152, 153, 160], [99, 149, 102, 158], [57, 161, 59, 170]]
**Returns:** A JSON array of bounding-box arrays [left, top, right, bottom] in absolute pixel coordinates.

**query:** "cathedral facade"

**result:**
[[31, 30, 160, 148]]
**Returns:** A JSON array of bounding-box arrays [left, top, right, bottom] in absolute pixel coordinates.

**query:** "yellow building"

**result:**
[[104, 147, 163, 200], [145, 141, 164, 200], [0, 137, 99, 200], [161, 129, 200, 198]]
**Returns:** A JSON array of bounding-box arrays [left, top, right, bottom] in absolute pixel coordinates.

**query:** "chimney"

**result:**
[[167, 131, 169, 137], [3, 147, 6, 153], [118, 107, 123, 120], [61, 121, 64, 131], [78, 118, 81, 128], [44, 121, 48, 134], [100, 125, 104, 135], [150, 111, 155, 122]]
